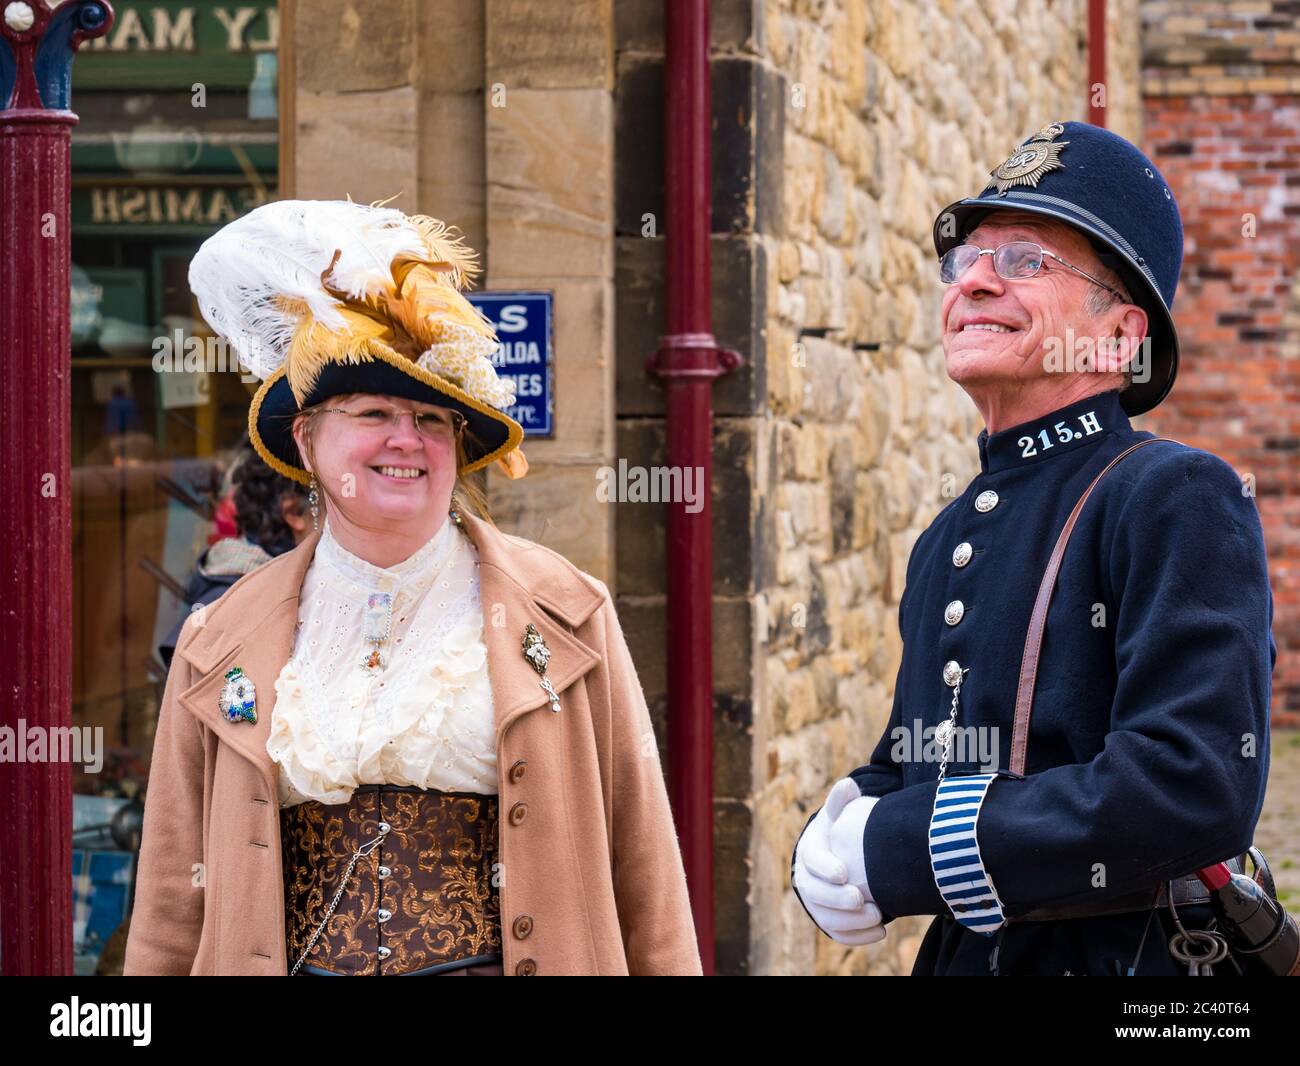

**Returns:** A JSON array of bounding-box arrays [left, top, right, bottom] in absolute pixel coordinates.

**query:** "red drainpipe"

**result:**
[[646, 0, 741, 974], [1088, 0, 1107, 127], [0, 0, 113, 975]]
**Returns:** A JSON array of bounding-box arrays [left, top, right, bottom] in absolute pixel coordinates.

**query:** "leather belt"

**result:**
[[1008, 855, 1248, 923], [281, 784, 503, 975]]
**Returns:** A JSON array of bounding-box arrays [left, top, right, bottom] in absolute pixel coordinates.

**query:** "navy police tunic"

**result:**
[[795, 388, 1275, 975]]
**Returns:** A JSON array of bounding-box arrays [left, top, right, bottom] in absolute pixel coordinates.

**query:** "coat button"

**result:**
[[944, 600, 965, 626], [943, 660, 962, 686], [509, 802, 528, 826], [509, 759, 527, 784], [513, 914, 534, 939], [974, 490, 999, 512], [516, 958, 537, 976], [952, 542, 973, 568]]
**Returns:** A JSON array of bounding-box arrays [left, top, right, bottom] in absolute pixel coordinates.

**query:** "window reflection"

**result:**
[[69, 0, 279, 976]]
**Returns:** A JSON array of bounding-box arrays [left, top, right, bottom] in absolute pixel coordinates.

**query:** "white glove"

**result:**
[[793, 778, 886, 946], [827, 794, 879, 898]]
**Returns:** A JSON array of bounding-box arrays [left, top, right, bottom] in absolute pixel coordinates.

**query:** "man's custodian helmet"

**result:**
[[933, 121, 1184, 415]]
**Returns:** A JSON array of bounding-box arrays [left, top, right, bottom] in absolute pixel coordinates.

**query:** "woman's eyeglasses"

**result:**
[[312, 404, 467, 440], [938, 240, 1129, 302]]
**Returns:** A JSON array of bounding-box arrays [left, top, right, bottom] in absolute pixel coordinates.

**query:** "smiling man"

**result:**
[[791, 122, 1277, 975]]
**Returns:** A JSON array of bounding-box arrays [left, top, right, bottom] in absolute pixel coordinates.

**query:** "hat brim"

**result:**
[[933, 197, 1178, 416], [248, 344, 524, 485]]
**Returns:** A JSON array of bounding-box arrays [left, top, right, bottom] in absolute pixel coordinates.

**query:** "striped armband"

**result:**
[[928, 773, 1006, 936]]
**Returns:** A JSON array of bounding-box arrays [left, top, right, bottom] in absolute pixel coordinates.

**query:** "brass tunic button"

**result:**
[[509, 802, 528, 826], [975, 490, 999, 512], [516, 958, 537, 976], [513, 914, 534, 939], [944, 600, 965, 626], [943, 660, 962, 687], [952, 542, 973, 568], [377, 908, 393, 923], [509, 759, 527, 784]]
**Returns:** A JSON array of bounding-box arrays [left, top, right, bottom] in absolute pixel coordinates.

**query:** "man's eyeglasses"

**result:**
[[938, 240, 1129, 302], [312, 404, 467, 440]]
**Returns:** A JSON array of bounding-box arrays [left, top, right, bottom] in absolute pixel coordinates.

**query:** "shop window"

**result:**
[[69, 0, 279, 975]]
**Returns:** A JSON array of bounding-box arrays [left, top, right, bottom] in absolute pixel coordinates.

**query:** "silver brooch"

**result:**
[[522, 623, 561, 712], [218, 666, 257, 724]]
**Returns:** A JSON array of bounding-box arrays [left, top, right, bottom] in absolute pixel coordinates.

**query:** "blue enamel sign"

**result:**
[[467, 290, 554, 438]]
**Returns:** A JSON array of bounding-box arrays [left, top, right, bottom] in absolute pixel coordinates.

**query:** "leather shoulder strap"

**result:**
[[1009, 437, 1180, 776]]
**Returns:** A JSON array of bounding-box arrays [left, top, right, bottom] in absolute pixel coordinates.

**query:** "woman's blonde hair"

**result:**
[[289, 397, 494, 529]]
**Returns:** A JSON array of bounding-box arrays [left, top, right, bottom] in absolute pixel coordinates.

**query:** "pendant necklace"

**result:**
[[361, 591, 394, 672]]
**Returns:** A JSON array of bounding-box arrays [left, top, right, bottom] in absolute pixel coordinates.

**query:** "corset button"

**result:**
[[516, 958, 537, 976], [509, 802, 528, 826], [377, 946, 392, 960], [378, 865, 391, 879], [513, 914, 534, 939]]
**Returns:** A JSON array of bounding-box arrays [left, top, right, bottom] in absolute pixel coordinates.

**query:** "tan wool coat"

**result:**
[[123, 512, 702, 976]]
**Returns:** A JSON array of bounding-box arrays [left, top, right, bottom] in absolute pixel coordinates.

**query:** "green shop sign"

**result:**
[[76, 2, 277, 91], [73, 181, 275, 235]]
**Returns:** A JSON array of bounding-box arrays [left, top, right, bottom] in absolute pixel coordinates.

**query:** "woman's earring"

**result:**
[[308, 475, 320, 532]]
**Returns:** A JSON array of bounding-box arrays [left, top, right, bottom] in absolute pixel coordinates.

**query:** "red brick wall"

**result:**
[[1141, 3, 1300, 724]]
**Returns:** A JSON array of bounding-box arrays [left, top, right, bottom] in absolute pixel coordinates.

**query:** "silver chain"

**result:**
[[288, 822, 389, 977], [936, 668, 969, 784]]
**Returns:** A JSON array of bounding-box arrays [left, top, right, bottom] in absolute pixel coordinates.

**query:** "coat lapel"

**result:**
[[458, 511, 604, 737], [175, 527, 322, 792], [173, 513, 605, 788]]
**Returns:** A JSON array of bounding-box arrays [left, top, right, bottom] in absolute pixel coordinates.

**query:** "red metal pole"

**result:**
[[647, 0, 741, 975], [0, 0, 112, 976], [1088, 0, 1107, 127]]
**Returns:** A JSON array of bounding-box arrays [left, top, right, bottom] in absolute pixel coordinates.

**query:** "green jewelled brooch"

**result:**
[[218, 666, 257, 724]]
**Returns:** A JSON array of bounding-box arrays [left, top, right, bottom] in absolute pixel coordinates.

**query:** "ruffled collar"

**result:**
[[316, 516, 460, 595]]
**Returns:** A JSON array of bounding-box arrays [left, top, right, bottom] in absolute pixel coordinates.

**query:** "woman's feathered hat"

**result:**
[[187, 199, 527, 485]]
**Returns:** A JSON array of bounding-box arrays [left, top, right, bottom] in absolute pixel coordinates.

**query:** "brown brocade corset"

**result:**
[[280, 785, 503, 976]]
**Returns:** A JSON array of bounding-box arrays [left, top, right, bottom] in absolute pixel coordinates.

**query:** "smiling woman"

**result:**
[[122, 200, 701, 977], [291, 393, 477, 567]]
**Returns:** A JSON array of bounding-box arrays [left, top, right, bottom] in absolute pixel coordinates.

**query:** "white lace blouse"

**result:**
[[266, 516, 498, 809]]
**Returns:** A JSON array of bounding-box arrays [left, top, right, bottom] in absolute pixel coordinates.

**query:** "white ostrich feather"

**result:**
[[187, 199, 426, 381]]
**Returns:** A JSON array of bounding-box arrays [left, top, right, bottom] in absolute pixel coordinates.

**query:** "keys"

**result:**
[[1168, 928, 1228, 976]]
